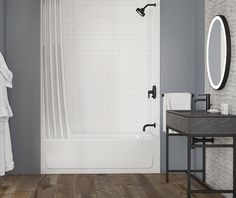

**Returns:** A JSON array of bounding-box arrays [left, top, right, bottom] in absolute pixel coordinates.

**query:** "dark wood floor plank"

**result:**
[[157, 184, 185, 198], [15, 175, 43, 192], [1, 175, 26, 195], [110, 174, 142, 186], [75, 175, 95, 195], [0, 174, 226, 198], [96, 191, 125, 198], [55, 175, 75, 198], [34, 175, 57, 198], [135, 175, 164, 198], [10, 191, 34, 198], [94, 175, 124, 196], [79, 193, 96, 198], [122, 185, 142, 198], [0, 182, 8, 197], [145, 174, 166, 186]]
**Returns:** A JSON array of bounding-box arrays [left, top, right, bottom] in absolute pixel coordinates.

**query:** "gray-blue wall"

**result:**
[[194, 0, 205, 171], [6, 0, 41, 174], [0, 0, 5, 56], [160, 0, 205, 172], [1, 0, 204, 173], [195, 0, 205, 96]]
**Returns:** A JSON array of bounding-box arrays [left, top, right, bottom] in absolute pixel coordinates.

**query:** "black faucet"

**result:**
[[194, 94, 211, 110], [143, 123, 156, 132]]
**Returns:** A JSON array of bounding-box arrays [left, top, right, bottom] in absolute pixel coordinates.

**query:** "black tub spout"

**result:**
[[143, 123, 156, 132]]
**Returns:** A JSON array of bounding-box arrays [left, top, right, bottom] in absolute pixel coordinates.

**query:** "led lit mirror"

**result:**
[[207, 15, 231, 90]]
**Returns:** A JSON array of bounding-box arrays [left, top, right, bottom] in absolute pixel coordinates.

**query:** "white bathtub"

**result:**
[[41, 133, 160, 174]]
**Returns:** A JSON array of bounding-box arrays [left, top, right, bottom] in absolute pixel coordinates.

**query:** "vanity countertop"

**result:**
[[167, 110, 236, 118], [166, 110, 236, 136]]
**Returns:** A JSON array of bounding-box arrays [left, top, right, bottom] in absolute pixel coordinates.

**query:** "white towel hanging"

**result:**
[[163, 93, 192, 133], [0, 52, 14, 176]]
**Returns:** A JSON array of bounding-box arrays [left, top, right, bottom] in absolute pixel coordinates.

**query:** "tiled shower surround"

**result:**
[[205, 0, 236, 197], [61, 0, 160, 135]]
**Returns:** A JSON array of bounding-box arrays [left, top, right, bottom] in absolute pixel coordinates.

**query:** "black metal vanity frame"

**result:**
[[165, 111, 236, 198]]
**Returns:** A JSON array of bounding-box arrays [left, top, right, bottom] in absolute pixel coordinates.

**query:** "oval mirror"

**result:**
[[207, 15, 231, 90]]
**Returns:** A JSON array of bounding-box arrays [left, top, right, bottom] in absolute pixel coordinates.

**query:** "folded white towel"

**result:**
[[163, 93, 192, 133]]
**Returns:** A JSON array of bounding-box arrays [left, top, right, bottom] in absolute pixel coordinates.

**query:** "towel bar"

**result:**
[[161, 93, 194, 97]]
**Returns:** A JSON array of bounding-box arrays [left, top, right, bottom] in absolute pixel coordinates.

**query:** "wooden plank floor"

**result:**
[[0, 174, 225, 198]]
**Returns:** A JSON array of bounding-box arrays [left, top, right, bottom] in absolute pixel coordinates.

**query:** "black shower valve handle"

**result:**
[[148, 85, 156, 99]]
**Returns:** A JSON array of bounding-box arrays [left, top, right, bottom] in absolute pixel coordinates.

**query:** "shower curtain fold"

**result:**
[[41, 0, 70, 139]]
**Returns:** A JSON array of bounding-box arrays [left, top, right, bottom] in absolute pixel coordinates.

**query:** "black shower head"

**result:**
[[136, 3, 156, 17], [136, 8, 145, 17]]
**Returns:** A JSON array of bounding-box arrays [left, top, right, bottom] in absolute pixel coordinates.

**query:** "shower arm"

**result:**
[[143, 3, 156, 10]]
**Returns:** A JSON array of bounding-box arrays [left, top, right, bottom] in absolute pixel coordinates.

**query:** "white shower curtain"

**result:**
[[41, 0, 70, 139]]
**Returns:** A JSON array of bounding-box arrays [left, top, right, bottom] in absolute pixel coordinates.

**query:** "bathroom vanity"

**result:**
[[166, 110, 236, 198]]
